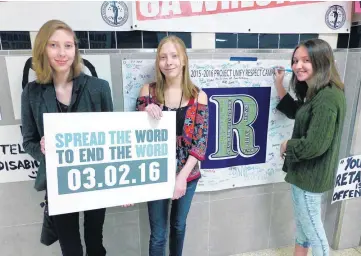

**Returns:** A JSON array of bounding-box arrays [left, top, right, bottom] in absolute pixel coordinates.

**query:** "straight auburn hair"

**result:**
[[155, 35, 199, 104], [290, 38, 344, 100], [32, 19, 83, 84]]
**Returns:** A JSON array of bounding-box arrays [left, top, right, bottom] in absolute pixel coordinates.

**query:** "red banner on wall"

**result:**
[[355, 1, 361, 13]]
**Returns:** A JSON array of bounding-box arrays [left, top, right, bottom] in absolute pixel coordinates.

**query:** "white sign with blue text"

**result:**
[[44, 112, 176, 216]]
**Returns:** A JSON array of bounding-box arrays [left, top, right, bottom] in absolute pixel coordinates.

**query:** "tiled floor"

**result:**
[[232, 246, 361, 256]]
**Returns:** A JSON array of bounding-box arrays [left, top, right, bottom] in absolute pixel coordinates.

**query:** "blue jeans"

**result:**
[[147, 177, 199, 256], [291, 185, 329, 256]]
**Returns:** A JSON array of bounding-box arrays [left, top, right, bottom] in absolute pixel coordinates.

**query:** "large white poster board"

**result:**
[[122, 59, 295, 192], [44, 112, 176, 216]]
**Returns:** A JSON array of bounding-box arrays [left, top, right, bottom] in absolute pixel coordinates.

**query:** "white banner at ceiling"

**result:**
[[133, 1, 352, 33], [43, 111, 176, 215], [0, 1, 352, 34]]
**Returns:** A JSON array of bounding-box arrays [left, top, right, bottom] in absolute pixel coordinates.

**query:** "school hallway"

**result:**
[[232, 246, 361, 256]]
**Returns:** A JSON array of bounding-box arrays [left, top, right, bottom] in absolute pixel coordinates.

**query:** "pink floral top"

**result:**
[[135, 83, 209, 182]]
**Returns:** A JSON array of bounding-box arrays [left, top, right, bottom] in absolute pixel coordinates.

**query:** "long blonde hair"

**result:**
[[155, 35, 199, 104], [290, 38, 344, 100], [32, 19, 83, 84]]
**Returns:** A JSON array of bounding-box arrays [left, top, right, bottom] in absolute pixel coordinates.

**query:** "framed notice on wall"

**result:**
[[43, 111, 176, 216]]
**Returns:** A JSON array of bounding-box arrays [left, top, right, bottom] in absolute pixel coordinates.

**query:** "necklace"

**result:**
[[163, 91, 183, 111]]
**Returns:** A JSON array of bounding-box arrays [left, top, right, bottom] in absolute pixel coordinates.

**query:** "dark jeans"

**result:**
[[52, 208, 106, 256], [148, 177, 199, 256]]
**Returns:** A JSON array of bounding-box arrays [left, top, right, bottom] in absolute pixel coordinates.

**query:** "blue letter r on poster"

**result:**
[[202, 87, 271, 169]]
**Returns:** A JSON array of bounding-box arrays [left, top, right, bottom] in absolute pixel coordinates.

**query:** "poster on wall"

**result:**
[[5, 55, 113, 120], [332, 154, 361, 204], [0, 125, 39, 183], [0, 1, 132, 31], [43, 111, 176, 215], [133, 1, 351, 33], [122, 58, 294, 192]]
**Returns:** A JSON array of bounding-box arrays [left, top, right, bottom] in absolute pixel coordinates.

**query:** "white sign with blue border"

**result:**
[[44, 111, 176, 216]]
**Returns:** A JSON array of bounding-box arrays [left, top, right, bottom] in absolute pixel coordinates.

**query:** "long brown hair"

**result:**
[[290, 38, 344, 100], [32, 19, 83, 84], [155, 35, 199, 104]]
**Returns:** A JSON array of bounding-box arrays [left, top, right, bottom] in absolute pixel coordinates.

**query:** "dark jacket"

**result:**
[[21, 73, 113, 191]]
